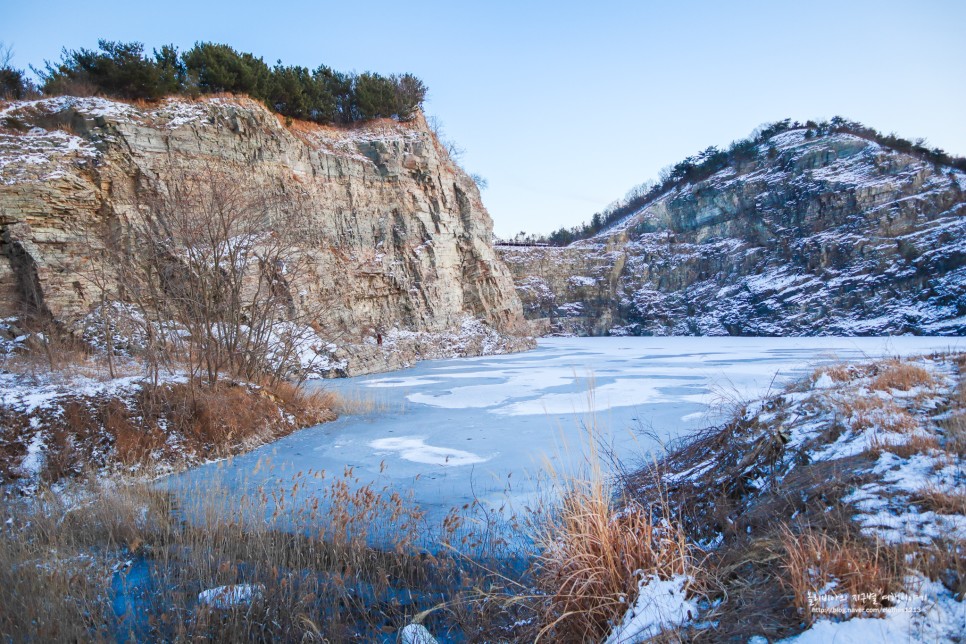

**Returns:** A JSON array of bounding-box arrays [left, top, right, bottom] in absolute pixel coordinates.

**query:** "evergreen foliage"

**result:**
[[0, 43, 38, 101], [31, 40, 427, 124], [0, 67, 33, 100]]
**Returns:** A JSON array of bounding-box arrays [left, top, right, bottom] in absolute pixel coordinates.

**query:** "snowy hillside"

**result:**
[[499, 127, 966, 336]]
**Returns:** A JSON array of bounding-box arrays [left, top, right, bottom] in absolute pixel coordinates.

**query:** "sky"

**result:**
[[3, 0, 964, 237]]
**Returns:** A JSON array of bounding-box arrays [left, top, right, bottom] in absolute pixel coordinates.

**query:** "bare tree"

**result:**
[[95, 164, 331, 390], [0, 42, 13, 69]]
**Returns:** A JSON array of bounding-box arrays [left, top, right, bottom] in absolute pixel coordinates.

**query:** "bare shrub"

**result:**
[[100, 164, 329, 388]]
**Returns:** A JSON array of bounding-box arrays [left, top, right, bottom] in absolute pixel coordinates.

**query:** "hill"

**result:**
[[499, 123, 966, 336]]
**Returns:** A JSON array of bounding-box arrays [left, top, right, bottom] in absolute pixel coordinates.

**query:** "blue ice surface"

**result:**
[[160, 336, 963, 550]]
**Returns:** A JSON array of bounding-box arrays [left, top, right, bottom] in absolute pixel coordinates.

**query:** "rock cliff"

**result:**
[[500, 129, 966, 336], [0, 96, 532, 375]]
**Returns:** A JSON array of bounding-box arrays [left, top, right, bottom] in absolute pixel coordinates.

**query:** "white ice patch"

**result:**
[[603, 574, 696, 644], [496, 378, 711, 416], [197, 584, 264, 609], [680, 411, 707, 422], [364, 377, 444, 388], [369, 436, 488, 466]]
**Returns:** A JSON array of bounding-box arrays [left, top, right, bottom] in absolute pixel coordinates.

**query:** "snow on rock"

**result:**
[[0, 129, 97, 184], [567, 275, 597, 287], [603, 574, 696, 644], [197, 584, 264, 609], [498, 127, 966, 337]]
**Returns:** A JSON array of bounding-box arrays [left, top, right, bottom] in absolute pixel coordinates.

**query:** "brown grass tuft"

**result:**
[[837, 395, 918, 434], [910, 486, 966, 516], [868, 433, 940, 459], [906, 539, 966, 600], [533, 475, 693, 642], [814, 363, 854, 384], [870, 360, 935, 392], [778, 526, 904, 625]]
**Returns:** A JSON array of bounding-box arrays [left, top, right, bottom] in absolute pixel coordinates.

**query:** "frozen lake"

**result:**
[[165, 336, 963, 542]]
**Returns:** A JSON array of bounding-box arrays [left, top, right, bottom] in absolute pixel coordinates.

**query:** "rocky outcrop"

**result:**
[[500, 129, 966, 336], [0, 96, 532, 375]]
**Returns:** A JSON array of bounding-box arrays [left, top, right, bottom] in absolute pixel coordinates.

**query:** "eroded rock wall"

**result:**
[[0, 97, 532, 374]]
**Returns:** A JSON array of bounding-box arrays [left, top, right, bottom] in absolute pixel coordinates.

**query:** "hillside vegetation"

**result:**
[[1, 39, 426, 124]]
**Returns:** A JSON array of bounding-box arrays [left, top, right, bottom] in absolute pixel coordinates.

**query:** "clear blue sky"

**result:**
[[4, 0, 964, 237]]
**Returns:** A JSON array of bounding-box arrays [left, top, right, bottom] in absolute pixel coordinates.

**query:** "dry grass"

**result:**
[[0, 377, 337, 485], [331, 386, 401, 415], [939, 372, 966, 456], [813, 363, 855, 384], [868, 433, 940, 458], [907, 539, 966, 600], [532, 472, 693, 642], [836, 395, 918, 433], [910, 486, 966, 516], [0, 471, 511, 642], [778, 525, 904, 625], [870, 360, 935, 392]]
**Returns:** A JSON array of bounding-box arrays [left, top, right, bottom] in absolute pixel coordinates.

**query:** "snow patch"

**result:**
[[603, 574, 696, 644], [197, 584, 264, 609]]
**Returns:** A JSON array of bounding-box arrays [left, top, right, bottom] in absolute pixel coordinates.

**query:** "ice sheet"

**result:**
[[163, 337, 965, 543]]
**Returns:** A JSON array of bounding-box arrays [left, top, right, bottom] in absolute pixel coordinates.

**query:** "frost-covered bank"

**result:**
[[0, 310, 336, 491], [608, 353, 965, 642], [0, 364, 335, 492]]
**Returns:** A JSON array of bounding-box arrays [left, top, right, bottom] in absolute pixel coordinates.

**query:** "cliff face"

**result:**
[[500, 129, 966, 336], [0, 96, 532, 375]]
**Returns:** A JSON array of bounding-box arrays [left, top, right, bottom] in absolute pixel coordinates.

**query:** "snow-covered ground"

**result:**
[[608, 347, 965, 642], [163, 336, 965, 539]]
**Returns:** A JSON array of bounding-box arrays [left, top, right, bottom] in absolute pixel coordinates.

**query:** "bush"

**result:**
[[32, 39, 427, 126], [181, 42, 271, 97], [38, 40, 181, 100], [0, 66, 34, 100]]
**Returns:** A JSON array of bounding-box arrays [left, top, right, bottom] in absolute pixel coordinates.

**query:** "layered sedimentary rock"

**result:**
[[500, 129, 966, 336], [0, 96, 532, 375]]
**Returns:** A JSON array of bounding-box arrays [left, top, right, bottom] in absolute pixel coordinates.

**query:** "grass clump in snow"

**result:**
[[531, 472, 694, 642], [617, 353, 965, 641], [778, 524, 905, 625], [870, 360, 935, 392]]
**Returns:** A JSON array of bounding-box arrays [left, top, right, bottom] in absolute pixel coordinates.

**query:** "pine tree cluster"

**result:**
[[24, 40, 426, 124]]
